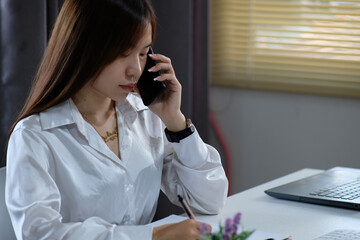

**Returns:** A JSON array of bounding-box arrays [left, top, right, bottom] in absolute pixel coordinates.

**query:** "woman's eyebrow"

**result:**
[[143, 43, 152, 49]]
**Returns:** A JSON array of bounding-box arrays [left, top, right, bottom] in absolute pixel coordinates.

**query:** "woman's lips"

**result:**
[[120, 84, 135, 92]]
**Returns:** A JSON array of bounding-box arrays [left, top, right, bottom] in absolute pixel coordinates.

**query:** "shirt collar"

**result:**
[[39, 93, 148, 131], [117, 93, 148, 124], [39, 100, 75, 130]]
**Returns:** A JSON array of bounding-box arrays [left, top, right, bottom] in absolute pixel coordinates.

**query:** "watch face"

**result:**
[[186, 118, 192, 128]]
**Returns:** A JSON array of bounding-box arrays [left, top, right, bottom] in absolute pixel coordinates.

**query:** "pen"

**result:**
[[177, 195, 196, 219]]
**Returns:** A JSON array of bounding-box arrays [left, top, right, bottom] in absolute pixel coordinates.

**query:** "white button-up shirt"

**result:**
[[6, 93, 228, 240]]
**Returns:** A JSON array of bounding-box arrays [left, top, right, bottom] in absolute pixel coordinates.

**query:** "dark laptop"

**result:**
[[265, 167, 360, 210]]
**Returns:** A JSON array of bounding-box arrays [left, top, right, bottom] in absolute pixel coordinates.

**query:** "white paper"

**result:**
[[149, 214, 188, 227], [247, 230, 291, 240]]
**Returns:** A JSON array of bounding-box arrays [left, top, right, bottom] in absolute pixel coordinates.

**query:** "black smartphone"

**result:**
[[137, 47, 166, 106]]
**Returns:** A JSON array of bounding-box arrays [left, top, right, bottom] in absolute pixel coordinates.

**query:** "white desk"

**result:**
[[196, 168, 360, 239]]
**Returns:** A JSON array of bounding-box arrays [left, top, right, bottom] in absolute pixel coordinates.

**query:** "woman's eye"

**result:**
[[120, 53, 130, 58], [140, 53, 147, 58]]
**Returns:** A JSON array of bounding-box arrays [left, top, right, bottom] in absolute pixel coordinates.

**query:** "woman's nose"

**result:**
[[127, 55, 142, 78]]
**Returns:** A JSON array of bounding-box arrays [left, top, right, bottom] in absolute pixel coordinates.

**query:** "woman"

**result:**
[[5, 0, 228, 239]]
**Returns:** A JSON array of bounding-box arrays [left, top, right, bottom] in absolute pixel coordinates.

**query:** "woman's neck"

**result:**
[[72, 84, 114, 124]]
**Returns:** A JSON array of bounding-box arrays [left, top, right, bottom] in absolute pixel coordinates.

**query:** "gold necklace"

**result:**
[[82, 106, 119, 143]]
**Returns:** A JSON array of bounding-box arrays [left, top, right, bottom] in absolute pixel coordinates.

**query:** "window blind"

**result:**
[[211, 0, 360, 98]]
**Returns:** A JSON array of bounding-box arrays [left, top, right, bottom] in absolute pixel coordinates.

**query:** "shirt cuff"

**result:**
[[170, 127, 208, 169]]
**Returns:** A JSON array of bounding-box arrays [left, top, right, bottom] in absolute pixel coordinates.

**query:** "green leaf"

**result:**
[[232, 230, 255, 240]]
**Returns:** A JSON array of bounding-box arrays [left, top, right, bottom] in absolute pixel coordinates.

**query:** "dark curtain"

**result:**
[[0, 0, 65, 166], [0, 0, 209, 220], [151, 0, 209, 140], [150, 0, 209, 220]]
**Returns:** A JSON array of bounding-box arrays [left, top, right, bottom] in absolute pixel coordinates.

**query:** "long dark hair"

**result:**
[[9, 0, 156, 137]]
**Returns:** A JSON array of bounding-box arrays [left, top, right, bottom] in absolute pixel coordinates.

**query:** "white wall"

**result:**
[[209, 86, 360, 195]]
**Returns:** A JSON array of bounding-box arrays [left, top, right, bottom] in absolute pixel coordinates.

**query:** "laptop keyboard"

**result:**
[[313, 229, 360, 240], [309, 180, 360, 200]]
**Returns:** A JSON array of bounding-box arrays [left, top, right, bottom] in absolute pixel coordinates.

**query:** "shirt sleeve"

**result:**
[[6, 128, 153, 240], [161, 126, 229, 214]]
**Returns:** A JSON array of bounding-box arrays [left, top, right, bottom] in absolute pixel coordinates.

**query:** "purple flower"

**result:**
[[205, 212, 251, 240], [233, 212, 242, 225], [223, 218, 233, 240], [231, 212, 242, 236], [232, 225, 238, 237], [225, 218, 233, 232], [200, 222, 211, 235]]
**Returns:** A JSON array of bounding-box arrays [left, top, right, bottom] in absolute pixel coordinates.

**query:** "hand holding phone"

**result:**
[[136, 47, 166, 106]]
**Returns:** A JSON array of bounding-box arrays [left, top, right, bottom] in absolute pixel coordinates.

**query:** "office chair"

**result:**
[[0, 167, 17, 240]]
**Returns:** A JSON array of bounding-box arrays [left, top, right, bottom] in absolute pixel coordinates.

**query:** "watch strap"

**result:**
[[165, 119, 195, 143]]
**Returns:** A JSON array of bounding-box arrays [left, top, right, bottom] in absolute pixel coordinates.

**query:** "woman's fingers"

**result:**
[[149, 62, 174, 74], [150, 53, 171, 63], [147, 54, 177, 83], [154, 73, 175, 82], [152, 219, 211, 240]]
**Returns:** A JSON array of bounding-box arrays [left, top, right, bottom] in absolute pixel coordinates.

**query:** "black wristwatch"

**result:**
[[165, 119, 195, 143]]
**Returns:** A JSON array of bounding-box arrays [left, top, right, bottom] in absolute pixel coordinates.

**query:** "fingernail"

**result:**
[[148, 67, 155, 72], [153, 77, 157, 81]]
